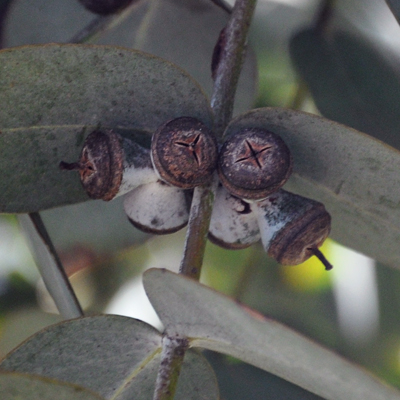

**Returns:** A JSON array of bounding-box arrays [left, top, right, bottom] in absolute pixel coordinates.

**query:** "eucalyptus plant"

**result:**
[[1, 0, 400, 399]]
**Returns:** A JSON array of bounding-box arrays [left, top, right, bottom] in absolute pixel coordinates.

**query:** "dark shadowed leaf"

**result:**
[[3, 0, 150, 47], [143, 268, 400, 400], [290, 29, 400, 150], [386, 0, 400, 25], [0, 315, 219, 400], [134, 0, 257, 115], [0, 44, 212, 212], [0, 371, 105, 400], [224, 107, 400, 267]]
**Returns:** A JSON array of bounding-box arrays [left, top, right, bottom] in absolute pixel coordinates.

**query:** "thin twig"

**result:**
[[210, 0, 232, 14], [179, 176, 218, 279], [211, 0, 257, 139], [153, 335, 189, 400], [69, 1, 140, 43], [160, 2, 258, 398], [18, 213, 83, 319], [314, 0, 336, 34], [179, 0, 257, 281]]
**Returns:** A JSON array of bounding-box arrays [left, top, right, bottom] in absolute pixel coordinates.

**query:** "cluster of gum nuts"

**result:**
[[61, 116, 332, 270]]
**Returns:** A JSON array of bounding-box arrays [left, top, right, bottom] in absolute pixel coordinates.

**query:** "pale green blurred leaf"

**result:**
[[0, 315, 219, 400], [290, 29, 400, 150], [144, 268, 400, 400], [224, 107, 400, 267], [0, 371, 105, 400]]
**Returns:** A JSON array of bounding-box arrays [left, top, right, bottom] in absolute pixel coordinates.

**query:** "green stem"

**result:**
[[152, 336, 189, 400], [19, 213, 83, 319]]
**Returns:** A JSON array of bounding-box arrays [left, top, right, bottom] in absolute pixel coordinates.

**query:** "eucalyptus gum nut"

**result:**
[[208, 185, 260, 249], [151, 117, 218, 189], [123, 181, 190, 234], [218, 128, 293, 200], [253, 190, 331, 266], [60, 130, 157, 201]]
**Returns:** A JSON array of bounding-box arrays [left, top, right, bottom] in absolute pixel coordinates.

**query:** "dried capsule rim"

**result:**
[[79, 130, 124, 200], [268, 203, 331, 265], [151, 117, 218, 189], [218, 128, 293, 200]]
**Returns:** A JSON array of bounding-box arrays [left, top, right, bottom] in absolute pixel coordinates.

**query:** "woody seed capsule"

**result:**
[[60, 130, 157, 200], [253, 189, 332, 268], [151, 117, 218, 189], [218, 128, 293, 200]]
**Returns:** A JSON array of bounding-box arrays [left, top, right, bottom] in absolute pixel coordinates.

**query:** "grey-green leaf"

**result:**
[[290, 29, 400, 150], [0, 371, 106, 400], [0, 44, 212, 130], [224, 107, 400, 267], [0, 315, 219, 400], [0, 44, 212, 212], [134, 0, 257, 115], [143, 268, 400, 400]]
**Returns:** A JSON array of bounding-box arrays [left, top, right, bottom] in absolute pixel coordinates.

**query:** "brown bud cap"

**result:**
[[60, 130, 123, 201], [218, 128, 293, 200], [151, 117, 218, 189], [78, 0, 135, 15]]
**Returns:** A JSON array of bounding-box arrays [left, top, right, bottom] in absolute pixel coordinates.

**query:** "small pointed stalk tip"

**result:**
[[309, 247, 333, 271], [59, 161, 82, 171]]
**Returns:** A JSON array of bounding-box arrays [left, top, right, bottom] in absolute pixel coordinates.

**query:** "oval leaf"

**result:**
[[0, 44, 212, 212], [0, 371, 105, 400], [224, 107, 400, 267], [0, 315, 219, 400], [290, 29, 400, 150], [143, 268, 400, 400], [0, 44, 212, 130]]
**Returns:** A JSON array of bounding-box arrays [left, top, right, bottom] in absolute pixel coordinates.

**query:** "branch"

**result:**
[[152, 335, 189, 400], [179, 176, 218, 280], [211, 0, 257, 138], [163, 2, 258, 397], [69, 1, 140, 43], [18, 213, 83, 319], [179, 0, 257, 280]]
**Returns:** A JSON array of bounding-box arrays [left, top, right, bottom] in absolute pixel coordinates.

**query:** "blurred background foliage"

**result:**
[[2, 0, 400, 399]]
